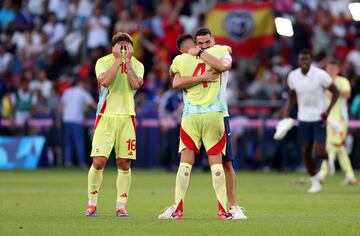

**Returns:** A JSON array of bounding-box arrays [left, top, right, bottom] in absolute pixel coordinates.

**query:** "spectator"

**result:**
[[70, 0, 95, 31], [153, 1, 184, 58], [158, 89, 183, 171], [346, 38, 360, 77], [0, 45, 13, 77], [10, 77, 37, 124], [113, 9, 137, 34], [30, 68, 53, 102], [42, 12, 66, 48], [0, 0, 16, 30], [86, 6, 111, 50], [47, 0, 70, 22], [59, 79, 96, 168], [292, 8, 312, 65]]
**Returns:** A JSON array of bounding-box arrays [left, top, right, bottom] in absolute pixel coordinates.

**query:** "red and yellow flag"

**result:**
[[205, 2, 275, 58]]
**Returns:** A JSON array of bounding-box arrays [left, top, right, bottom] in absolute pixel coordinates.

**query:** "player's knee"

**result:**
[[92, 157, 106, 170], [117, 159, 131, 171]]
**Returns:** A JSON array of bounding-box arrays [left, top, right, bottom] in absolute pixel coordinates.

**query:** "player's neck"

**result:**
[[301, 68, 310, 75]]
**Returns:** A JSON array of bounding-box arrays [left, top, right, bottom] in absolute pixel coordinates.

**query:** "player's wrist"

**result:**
[[197, 48, 204, 57], [115, 58, 122, 64]]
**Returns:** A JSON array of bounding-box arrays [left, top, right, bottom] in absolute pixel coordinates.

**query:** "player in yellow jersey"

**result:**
[[317, 59, 357, 185], [161, 28, 246, 219], [159, 34, 232, 220], [86, 32, 144, 217], [191, 27, 246, 220]]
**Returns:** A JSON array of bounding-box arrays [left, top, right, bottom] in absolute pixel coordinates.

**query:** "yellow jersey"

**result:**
[[95, 54, 144, 116], [170, 45, 229, 115]]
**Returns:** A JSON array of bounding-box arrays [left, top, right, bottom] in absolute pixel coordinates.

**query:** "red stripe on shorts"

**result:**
[[131, 116, 136, 130], [206, 131, 226, 155], [94, 100, 107, 130], [180, 127, 200, 154]]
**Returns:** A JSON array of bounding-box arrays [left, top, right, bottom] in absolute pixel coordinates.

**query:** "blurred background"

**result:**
[[0, 0, 360, 171]]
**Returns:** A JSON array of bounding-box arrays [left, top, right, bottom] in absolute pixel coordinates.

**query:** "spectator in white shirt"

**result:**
[[42, 12, 66, 48], [59, 79, 96, 168], [30, 68, 53, 101], [0, 45, 13, 77], [86, 7, 111, 50]]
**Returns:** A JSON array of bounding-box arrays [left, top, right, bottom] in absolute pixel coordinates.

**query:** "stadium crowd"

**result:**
[[0, 0, 360, 170]]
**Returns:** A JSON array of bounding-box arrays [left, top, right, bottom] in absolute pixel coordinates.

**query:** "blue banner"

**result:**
[[0, 136, 46, 169]]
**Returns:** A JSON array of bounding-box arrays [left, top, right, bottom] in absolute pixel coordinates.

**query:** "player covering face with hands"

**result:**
[[86, 32, 144, 217]]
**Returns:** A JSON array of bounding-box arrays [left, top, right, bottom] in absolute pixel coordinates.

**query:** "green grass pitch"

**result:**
[[1, 169, 360, 236]]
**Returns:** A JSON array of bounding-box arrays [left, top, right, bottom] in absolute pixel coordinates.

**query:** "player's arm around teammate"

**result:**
[[172, 70, 219, 89], [188, 47, 231, 73], [190, 28, 246, 218]]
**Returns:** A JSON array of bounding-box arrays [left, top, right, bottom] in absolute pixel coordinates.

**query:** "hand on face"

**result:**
[[124, 42, 134, 61], [112, 44, 121, 58]]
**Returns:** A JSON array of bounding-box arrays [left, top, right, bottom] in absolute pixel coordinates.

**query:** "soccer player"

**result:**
[[317, 59, 357, 185], [159, 34, 232, 220], [189, 27, 246, 220], [283, 49, 339, 193], [86, 32, 144, 217]]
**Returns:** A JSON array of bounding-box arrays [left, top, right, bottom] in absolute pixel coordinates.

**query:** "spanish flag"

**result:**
[[205, 2, 275, 58]]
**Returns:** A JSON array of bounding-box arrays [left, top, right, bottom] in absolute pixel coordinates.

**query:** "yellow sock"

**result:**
[[174, 162, 192, 212], [116, 168, 132, 208], [88, 165, 104, 205], [338, 146, 355, 178], [210, 164, 228, 213], [318, 161, 328, 179]]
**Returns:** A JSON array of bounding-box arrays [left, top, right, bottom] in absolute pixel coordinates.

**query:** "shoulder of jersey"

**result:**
[[206, 44, 225, 53], [174, 53, 192, 62], [337, 76, 349, 82], [131, 56, 144, 66], [97, 53, 114, 63]]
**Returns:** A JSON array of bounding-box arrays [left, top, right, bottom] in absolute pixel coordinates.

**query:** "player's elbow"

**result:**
[[98, 75, 109, 87], [131, 83, 141, 90], [100, 81, 110, 87], [131, 80, 143, 90], [172, 82, 181, 89], [172, 80, 186, 89], [216, 63, 231, 72]]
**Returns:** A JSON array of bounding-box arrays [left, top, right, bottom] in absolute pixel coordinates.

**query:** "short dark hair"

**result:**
[[299, 49, 312, 57], [112, 32, 133, 46], [176, 34, 193, 49], [194, 27, 212, 38]]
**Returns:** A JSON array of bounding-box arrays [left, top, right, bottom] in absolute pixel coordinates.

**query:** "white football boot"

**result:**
[[158, 205, 176, 219], [229, 206, 247, 220]]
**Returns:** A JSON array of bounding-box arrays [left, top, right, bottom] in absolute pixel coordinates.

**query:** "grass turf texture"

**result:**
[[1, 169, 360, 236]]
